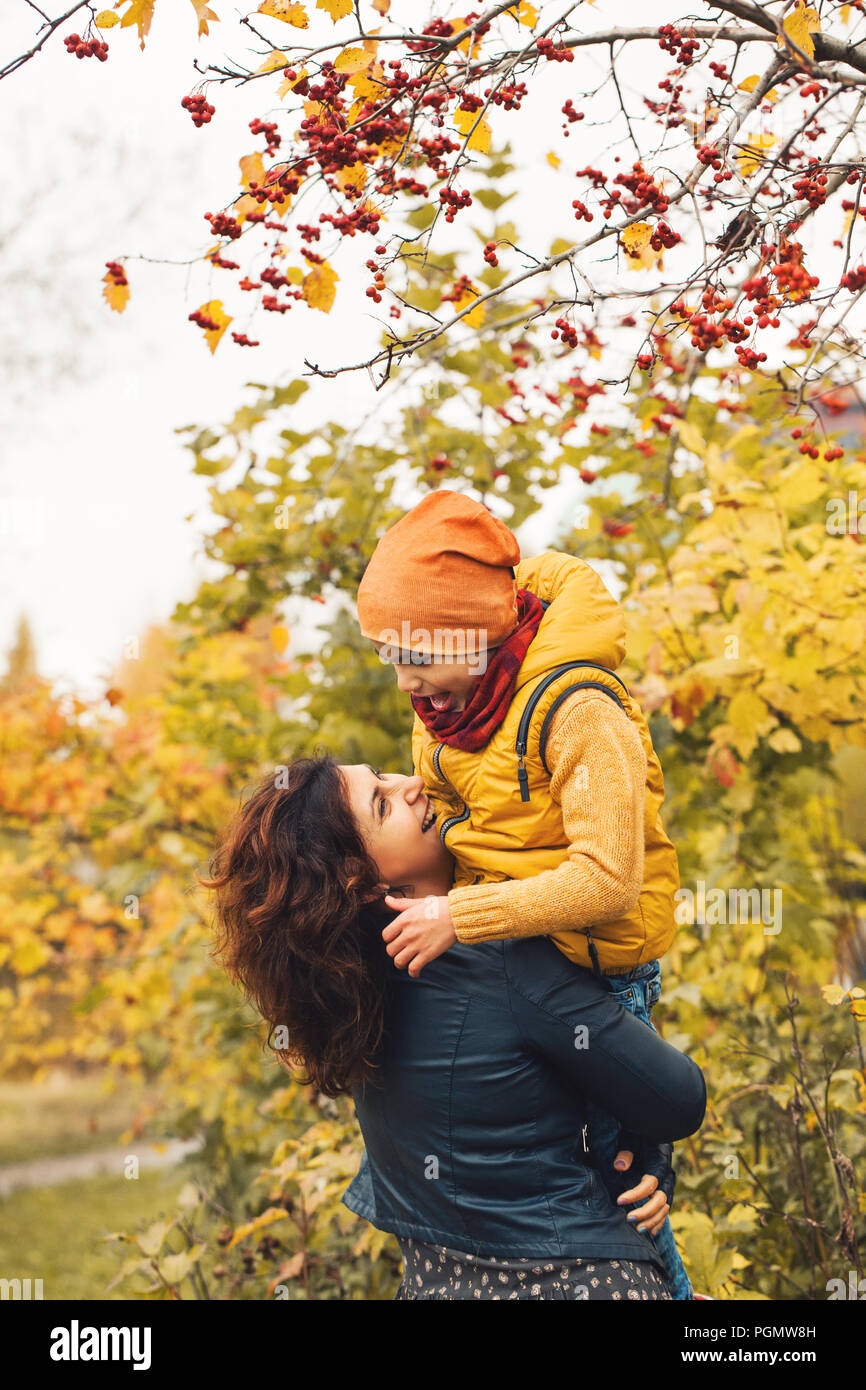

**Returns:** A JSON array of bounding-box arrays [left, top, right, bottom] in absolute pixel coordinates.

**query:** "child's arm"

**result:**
[[447, 688, 647, 945]]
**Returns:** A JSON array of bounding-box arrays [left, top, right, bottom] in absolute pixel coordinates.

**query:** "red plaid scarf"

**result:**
[[410, 589, 545, 751]]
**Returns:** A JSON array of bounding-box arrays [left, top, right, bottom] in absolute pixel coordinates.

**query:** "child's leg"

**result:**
[[585, 960, 694, 1301]]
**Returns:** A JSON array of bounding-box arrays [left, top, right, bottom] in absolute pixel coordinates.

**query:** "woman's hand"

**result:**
[[382, 895, 457, 976], [613, 1148, 670, 1237]]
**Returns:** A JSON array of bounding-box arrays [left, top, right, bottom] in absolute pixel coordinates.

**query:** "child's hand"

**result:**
[[382, 895, 457, 977], [613, 1148, 670, 1237]]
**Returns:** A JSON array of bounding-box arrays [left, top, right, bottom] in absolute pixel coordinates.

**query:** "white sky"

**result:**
[[2, 1, 863, 697]]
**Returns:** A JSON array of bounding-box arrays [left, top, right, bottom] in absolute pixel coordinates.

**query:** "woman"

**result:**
[[206, 754, 706, 1300]]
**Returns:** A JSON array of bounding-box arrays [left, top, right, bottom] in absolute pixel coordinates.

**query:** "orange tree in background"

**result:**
[[1, 322, 865, 1296], [6, 1, 866, 412]]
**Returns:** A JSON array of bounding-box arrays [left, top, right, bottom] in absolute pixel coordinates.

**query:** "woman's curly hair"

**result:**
[[201, 753, 392, 1097]]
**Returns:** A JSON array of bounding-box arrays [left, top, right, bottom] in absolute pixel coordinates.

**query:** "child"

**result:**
[[356, 487, 693, 1300]]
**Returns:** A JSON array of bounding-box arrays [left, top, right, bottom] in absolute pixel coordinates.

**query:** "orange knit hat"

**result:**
[[357, 490, 521, 658]]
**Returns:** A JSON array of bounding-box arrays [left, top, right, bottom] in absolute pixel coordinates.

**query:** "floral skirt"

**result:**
[[395, 1236, 671, 1301]]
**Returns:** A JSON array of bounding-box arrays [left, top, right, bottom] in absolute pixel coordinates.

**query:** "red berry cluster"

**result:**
[[799, 81, 824, 99], [204, 211, 242, 240], [792, 162, 829, 209], [571, 198, 593, 223], [735, 346, 767, 369], [657, 24, 700, 65], [841, 264, 866, 291], [429, 453, 452, 472], [637, 352, 654, 369], [104, 260, 127, 286], [537, 35, 574, 62], [438, 187, 472, 222], [364, 256, 386, 302], [561, 98, 585, 127], [250, 117, 281, 154], [487, 80, 527, 111], [612, 162, 670, 216], [65, 33, 108, 60], [650, 221, 680, 250], [770, 238, 819, 301], [551, 317, 578, 347], [181, 94, 215, 127], [651, 78, 685, 130], [231, 332, 260, 347], [483, 241, 499, 266], [697, 144, 722, 170], [189, 309, 221, 331], [603, 518, 634, 537]]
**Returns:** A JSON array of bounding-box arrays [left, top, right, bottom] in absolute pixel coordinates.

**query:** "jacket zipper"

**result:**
[[515, 661, 629, 803], [433, 742, 470, 844]]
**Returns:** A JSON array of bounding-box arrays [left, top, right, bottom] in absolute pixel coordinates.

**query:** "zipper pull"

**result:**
[[517, 754, 530, 803], [581, 1124, 589, 1154]]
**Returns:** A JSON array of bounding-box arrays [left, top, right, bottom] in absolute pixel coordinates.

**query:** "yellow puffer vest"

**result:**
[[411, 550, 679, 974]]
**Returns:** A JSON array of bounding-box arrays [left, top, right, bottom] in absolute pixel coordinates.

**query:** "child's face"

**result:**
[[371, 642, 493, 712]]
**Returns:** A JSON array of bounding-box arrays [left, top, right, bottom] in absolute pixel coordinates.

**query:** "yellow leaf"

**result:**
[[779, 1, 821, 60], [335, 46, 374, 73], [372, 0, 389, 13], [189, 0, 219, 36], [12, 937, 50, 976], [822, 984, 846, 1005], [317, 0, 352, 17], [257, 0, 308, 26], [271, 625, 290, 654], [840, 4, 851, 24], [767, 728, 802, 754], [336, 162, 367, 194], [302, 261, 339, 312], [256, 48, 291, 74], [736, 132, 776, 178], [239, 152, 266, 189], [95, 9, 119, 26], [453, 107, 491, 154], [195, 299, 232, 353], [547, 151, 561, 169], [677, 419, 706, 454], [736, 74, 779, 103], [851, 999, 866, 1021], [452, 281, 486, 328], [102, 268, 130, 314], [621, 221, 660, 271], [227, 1207, 291, 1250], [517, 1, 538, 24], [119, 0, 155, 48]]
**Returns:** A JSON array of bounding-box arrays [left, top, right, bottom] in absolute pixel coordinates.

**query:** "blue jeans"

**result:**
[[585, 959, 694, 1300]]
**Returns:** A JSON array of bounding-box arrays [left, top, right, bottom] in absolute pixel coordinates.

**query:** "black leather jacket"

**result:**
[[343, 935, 706, 1263]]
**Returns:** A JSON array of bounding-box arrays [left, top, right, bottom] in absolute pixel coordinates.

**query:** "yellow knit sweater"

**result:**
[[446, 686, 647, 945]]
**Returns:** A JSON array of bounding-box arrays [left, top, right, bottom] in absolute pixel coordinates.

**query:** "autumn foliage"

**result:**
[[2, 0, 866, 1300]]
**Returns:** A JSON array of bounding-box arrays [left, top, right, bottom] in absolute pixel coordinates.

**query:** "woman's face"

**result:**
[[339, 764, 453, 894]]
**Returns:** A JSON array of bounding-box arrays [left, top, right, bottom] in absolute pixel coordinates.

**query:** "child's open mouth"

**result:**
[[429, 692, 454, 712]]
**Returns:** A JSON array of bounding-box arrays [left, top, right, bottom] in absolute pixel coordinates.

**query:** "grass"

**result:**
[[0, 1072, 168, 1166], [0, 1166, 189, 1301]]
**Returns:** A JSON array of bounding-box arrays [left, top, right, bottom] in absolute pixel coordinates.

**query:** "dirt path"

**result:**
[[0, 1137, 202, 1197]]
